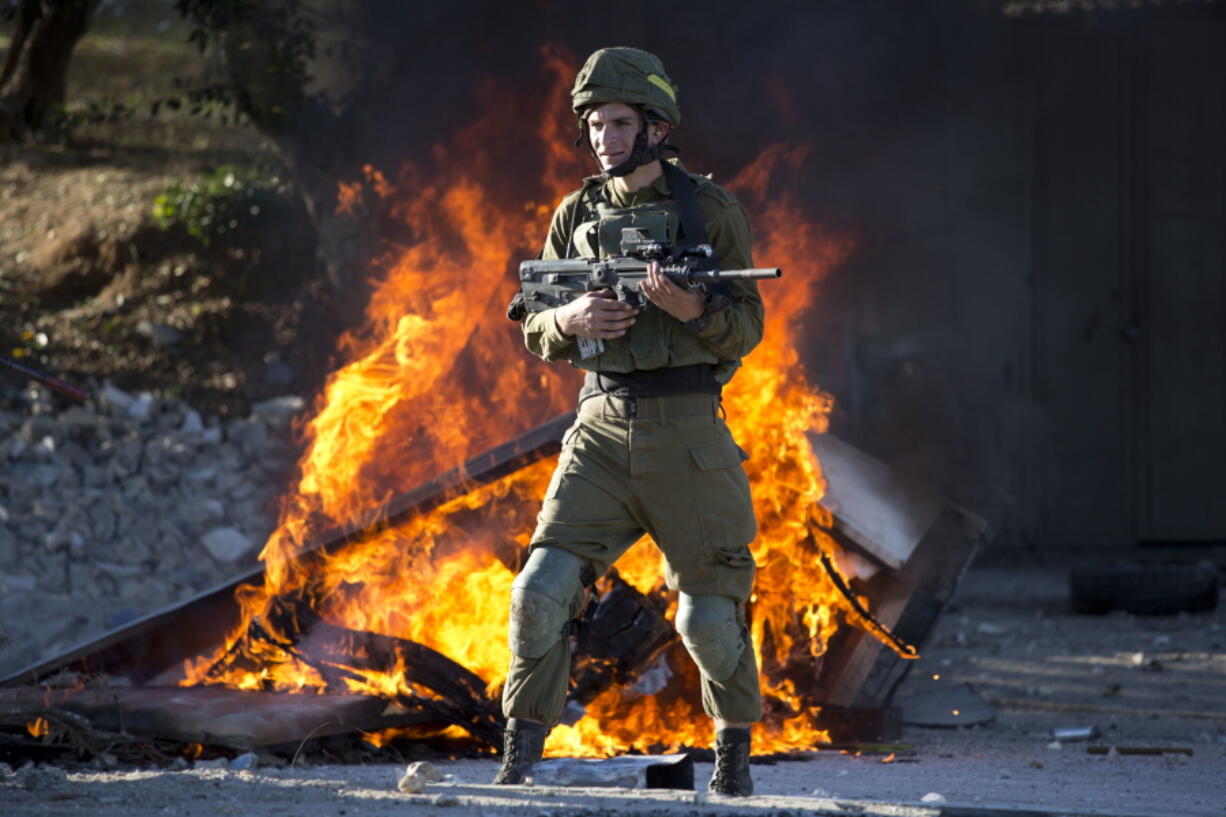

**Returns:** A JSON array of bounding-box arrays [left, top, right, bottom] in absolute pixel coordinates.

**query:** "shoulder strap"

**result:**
[[562, 177, 605, 259], [660, 161, 709, 246]]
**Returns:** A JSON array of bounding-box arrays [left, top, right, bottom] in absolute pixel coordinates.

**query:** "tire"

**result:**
[[1069, 562, 1219, 616]]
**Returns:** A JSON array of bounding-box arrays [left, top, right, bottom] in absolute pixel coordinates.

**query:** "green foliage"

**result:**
[[152, 166, 290, 246], [174, 0, 321, 128]]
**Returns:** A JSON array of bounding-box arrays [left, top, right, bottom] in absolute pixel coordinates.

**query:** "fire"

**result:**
[[180, 48, 886, 757], [26, 717, 50, 738]]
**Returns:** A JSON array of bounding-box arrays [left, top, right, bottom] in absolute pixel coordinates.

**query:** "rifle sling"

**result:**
[[659, 160, 709, 247]]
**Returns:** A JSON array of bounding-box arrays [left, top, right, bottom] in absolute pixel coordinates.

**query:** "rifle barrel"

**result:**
[[700, 267, 783, 280]]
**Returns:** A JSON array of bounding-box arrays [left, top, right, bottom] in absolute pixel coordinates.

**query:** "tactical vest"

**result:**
[[562, 165, 736, 393]]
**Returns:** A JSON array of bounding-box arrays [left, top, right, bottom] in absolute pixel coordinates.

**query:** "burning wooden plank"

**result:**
[[807, 432, 987, 709], [207, 597, 506, 747]]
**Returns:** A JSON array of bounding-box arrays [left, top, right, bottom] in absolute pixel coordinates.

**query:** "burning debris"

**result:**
[[1, 418, 983, 762], [0, 51, 989, 766]]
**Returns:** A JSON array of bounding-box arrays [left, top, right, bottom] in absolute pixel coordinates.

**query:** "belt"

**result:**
[[580, 364, 722, 400], [579, 392, 721, 420]]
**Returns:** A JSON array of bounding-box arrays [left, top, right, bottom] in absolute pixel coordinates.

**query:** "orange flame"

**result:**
[[181, 48, 886, 757], [26, 717, 49, 738]]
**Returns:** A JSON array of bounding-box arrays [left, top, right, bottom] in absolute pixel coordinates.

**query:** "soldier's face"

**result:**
[[586, 103, 667, 171]]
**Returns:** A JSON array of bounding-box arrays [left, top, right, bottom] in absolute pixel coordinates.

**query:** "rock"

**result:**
[[921, 792, 947, 804], [230, 752, 259, 771], [100, 384, 135, 413], [181, 410, 204, 434], [135, 320, 184, 348], [194, 757, 229, 770], [432, 794, 460, 807], [3, 573, 37, 592], [128, 392, 155, 423], [201, 527, 254, 563], [251, 395, 305, 427], [20, 764, 68, 791], [263, 358, 295, 387], [397, 761, 445, 794]]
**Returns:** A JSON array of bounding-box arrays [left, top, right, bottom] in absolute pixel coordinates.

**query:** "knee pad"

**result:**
[[676, 593, 746, 683], [508, 547, 586, 659]]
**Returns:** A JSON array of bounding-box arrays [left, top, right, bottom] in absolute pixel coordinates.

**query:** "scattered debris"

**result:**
[[230, 752, 258, 771], [1051, 726, 1100, 742], [527, 754, 694, 790], [397, 760, 444, 794], [1087, 746, 1194, 757]]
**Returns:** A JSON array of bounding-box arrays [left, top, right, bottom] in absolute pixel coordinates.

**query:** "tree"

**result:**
[[0, 0, 101, 141], [172, 0, 536, 296]]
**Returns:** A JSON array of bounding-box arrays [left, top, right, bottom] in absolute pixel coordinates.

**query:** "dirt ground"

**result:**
[[3, 562, 1223, 817]]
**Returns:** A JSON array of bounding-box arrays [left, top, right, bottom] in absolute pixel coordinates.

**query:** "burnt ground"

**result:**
[[3, 561, 1223, 817]]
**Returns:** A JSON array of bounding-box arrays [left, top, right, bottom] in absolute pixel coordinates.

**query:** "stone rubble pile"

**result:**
[[0, 384, 303, 678]]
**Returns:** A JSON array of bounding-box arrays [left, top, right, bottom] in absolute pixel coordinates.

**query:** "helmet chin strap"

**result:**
[[579, 115, 680, 178], [604, 128, 665, 177]]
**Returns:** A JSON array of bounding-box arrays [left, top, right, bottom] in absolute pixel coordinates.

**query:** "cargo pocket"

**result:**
[[544, 422, 583, 500], [688, 435, 758, 550]]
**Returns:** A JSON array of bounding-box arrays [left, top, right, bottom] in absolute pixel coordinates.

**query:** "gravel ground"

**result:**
[[3, 562, 1223, 817]]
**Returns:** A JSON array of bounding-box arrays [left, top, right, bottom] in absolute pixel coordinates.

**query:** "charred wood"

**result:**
[[241, 597, 505, 747], [570, 573, 676, 711], [0, 686, 441, 752]]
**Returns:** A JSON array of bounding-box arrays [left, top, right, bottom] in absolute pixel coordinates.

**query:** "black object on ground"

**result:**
[[1069, 562, 1219, 615]]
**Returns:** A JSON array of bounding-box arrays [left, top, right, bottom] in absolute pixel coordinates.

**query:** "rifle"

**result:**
[[512, 228, 782, 358], [0, 355, 91, 402]]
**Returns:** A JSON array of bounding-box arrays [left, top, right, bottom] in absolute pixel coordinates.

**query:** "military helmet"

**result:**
[[571, 47, 681, 127]]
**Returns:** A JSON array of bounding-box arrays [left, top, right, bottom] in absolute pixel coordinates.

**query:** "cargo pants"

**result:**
[[501, 391, 763, 726]]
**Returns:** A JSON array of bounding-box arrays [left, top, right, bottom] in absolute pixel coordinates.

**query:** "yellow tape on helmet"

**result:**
[[646, 73, 677, 102]]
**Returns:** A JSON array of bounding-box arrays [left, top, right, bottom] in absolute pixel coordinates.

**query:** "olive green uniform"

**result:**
[[502, 160, 765, 726]]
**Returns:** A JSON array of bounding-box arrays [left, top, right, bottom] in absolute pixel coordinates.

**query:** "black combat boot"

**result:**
[[708, 727, 753, 797], [492, 718, 548, 785]]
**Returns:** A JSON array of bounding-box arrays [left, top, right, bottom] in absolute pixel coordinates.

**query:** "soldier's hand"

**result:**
[[555, 290, 638, 339], [641, 261, 704, 322]]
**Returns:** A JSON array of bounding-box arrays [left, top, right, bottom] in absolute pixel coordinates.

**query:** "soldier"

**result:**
[[498, 47, 764, 797]]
